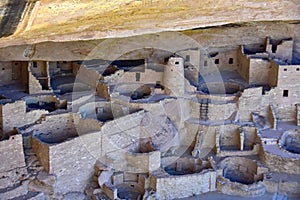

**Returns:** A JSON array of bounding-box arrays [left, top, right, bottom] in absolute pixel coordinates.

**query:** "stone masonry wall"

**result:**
[[151, 170, 216, 199], [1, 101, 47, 134]]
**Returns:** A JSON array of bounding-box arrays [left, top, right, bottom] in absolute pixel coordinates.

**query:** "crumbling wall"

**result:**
[[238, 87, 262, 121], [266, 38, 293, 64], [1, 101, 47, 134], [207, 103, 237, 121], [96, 82, 110, 100], [0, 134, 27, 189], [28, 71, 43, 94], [260, 151, 300, 174], [48, 133, 99, 194]]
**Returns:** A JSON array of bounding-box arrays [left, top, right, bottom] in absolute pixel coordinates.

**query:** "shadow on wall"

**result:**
[[0, 0, 27, 37]]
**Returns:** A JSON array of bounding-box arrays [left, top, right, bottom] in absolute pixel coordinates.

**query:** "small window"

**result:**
[[63, 61, 67, 64], [204, 60, 207, 67], [284, 68, 287, 71], [215, 59, 219, 65], [296, 68, 299, 71], [229, 58, 234, 64], [135, 73, 140, 82], [2, 68, 5, 70], [33, 62, 38, 68], [186, 55, 190, 62], [175, 61, 180, 65], [283, 90, 289, 97]]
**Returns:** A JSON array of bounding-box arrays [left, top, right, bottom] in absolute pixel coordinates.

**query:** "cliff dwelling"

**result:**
[[0, 0, 300, 200]]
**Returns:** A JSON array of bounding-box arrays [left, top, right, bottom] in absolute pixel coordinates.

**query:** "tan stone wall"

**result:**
[[248, 59, 271, 85], [260, 151, 300, 174], [125, 151, 161, 173], [268, 61, 278, 87], [217, 177, 265, 197], [48, 134, 99, 194], [31, 136, 50, 172], [0, 62, 13, 85], [277, 64, 300, 87], [209, 49, 238, 71], [28, 71, 43, 94], [163, 57, 185, 96], [76, 64, 101, 87], [263, 177, 300, 197], [208, 103, 237, 121], [96, 82, 110, 100], [151, 170, 216, 199], [0, 135, 27, 189], [266, 38, 293, 64], [264, 87, 298, 121], [0, 134, 26, 172], [218, 125, 240, 149], [1, 101, 47, 133], [237, 47, 250, 82], [238, 87, 262, 121], [117, 69, 163, 85]]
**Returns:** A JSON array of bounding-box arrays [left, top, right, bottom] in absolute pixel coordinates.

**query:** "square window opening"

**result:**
[[136, 73, 141, 82], [186, 55, 190, 62], [284, 68, 287, 71], [283, 90, 289, 97], [229, 58, 234, 64], [215, 59, 219, 65]]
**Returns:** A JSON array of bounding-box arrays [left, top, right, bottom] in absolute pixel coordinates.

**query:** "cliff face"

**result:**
[[0, 0, 300, 47]]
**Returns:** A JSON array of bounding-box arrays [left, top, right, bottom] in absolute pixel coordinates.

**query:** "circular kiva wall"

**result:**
[[219, 157, 259, 185], [280, 129, 300, 154], [164, 158, 211, 175], [199, 82, 244, 95], [117, 183, 144, 199]]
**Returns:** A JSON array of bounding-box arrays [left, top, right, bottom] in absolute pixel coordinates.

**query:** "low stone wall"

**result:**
[[31, 136, 50, 172], [260, 150, 300, 174], [1, 101, 47, 134], [125, 151, 161, 173], [217, 176, 265, 197], [150, 169, 216, 199], [48, 133, 99, 194], [263, 173, 300, 197]]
